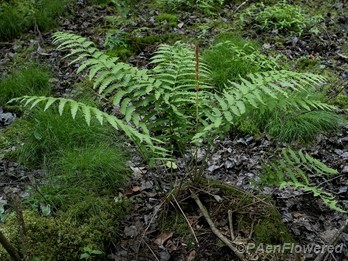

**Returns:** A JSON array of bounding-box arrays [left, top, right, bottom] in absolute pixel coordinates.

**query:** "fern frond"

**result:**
[[260, 148, 345, 212], [213, 70, 328, 124], [9, 96, 166, 157]]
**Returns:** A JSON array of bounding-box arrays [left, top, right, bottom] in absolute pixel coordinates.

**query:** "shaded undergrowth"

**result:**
[[0, 0, 71, 41]]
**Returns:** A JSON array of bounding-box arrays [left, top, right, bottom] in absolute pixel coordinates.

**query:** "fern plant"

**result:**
[[260, 148, 345, 212], [9, 32, 339, 171]]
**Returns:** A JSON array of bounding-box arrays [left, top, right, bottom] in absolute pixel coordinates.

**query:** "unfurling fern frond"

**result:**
[[260, 148, 345, 212], [9, 96, 167, 157]]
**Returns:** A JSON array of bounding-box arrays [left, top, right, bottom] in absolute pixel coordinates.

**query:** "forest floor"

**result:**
[[1, 0, 348, 260]]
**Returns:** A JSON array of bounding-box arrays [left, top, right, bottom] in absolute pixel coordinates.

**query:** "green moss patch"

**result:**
[[155, 13, 178, 28], [0, 197, 130, 260]]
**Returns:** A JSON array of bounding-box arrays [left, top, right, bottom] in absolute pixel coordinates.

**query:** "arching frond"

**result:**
[[261, 148, 345, 212], [9, 96, 166, 157]]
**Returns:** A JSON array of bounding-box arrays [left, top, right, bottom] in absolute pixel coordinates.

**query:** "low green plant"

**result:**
[[12, 33, 335, 158], [237, 94, 344, 142], [80, 246, 103, 260], [10, 33, 343, 214], [0, 63, 51, 106], [0, 3, 27, 41], [155, 13, 178, 28], [154, 0, 225, 14], [30, 143, 130, 209], [260, 148, 345, 212], [34, 0, 71, 32], [0, 197, 129, 260], [17, 108, 118, 167], [202, 33, 280, 91], [240, 1, 319, 35], [0, 0, 70, 41]]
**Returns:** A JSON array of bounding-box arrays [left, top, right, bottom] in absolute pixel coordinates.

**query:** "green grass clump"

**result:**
[[34, 0, 71, 32], [34, 144, 130, 209], [0, 63, 51, 106], [264, 110, 344, 143], [0, 0, 70, 41], [240, 2, 320, 35], [237, 100, 344, 143], [202, 33, 280, 91], [18, 109, 117, 167], [0, 3, 27, 41]]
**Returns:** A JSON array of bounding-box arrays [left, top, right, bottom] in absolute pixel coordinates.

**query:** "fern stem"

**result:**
[[194, 43, 200, 180], [195, 42, 200, 132]]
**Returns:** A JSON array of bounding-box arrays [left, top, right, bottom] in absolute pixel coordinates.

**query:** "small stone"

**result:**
[[342, 166, 348, 173]]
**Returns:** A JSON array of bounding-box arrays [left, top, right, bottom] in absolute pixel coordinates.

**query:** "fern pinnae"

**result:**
[[261, 148, 345, 212], [10, 96, 163, 155]]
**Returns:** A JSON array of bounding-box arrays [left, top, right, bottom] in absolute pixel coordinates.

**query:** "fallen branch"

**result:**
[[0, 230, 22, 261], [190, 190, 244, 260], [228, 210, 235, 241], [13, 192, 27, 259]]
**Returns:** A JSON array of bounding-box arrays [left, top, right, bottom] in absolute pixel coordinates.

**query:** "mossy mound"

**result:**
[[0, 197, 130, 260]]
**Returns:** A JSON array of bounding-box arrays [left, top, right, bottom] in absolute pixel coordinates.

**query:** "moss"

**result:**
[[333, 93, 348, 109], [106, 46, 135, 61], [341, 43, 348, 55], [294, 56, 320, 72], [254, 212, 294, 245], [0, 200, 130, 260], [233, 119, 261, 137], [202, 179, 294, 246], [0, 63, 51, 106], [155, 13, 178, 28], [133, 32, 181, 47]]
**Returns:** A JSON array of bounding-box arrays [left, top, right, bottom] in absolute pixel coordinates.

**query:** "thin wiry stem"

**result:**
[[194, 43, 200, 180]]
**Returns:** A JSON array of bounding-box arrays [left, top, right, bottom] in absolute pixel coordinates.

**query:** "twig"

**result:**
[[13, 192, 28, 260], [136, 199, 165, 260], [171, 194, 199, 244], [142, 239, 160, 261], [248, 219, 254, 240], [0, 230, 22, 261], [228, 209, 235, 241], [314, 218, 348, 261], [234, 0, 250, 14], [34, 21, 44, 44], [190, 190, 244, 260]]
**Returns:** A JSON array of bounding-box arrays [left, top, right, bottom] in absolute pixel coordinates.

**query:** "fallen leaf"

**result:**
[[154, 231, 173, 246], [187, 250, 196, 261]]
